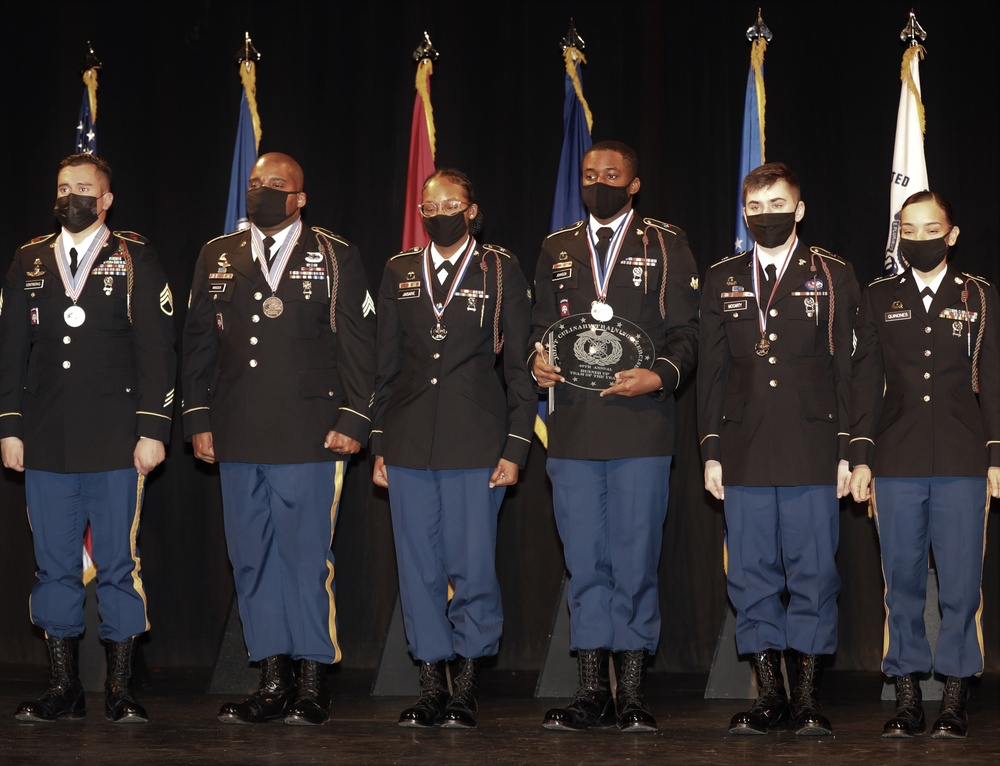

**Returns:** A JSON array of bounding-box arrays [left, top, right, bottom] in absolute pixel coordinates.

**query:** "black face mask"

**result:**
[[53, 193, 100, 233], [422, 211, 469, 248], [900, 236, 950, 273], [581, 182, 632, 220], [745, 211, 797, 249], [246, 186, 296, 228]]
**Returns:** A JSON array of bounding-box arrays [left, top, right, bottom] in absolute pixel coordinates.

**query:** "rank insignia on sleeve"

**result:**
[[363, 291, 376, 317], [160, 284, 174, 316]]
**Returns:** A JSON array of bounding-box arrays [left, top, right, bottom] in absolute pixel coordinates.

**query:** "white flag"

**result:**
[[884, 45, 929, 275]]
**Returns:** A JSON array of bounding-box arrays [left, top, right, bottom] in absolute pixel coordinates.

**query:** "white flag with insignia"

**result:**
[[884, 33, 929, 275]]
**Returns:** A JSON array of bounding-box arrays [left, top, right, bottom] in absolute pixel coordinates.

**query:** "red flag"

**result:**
[[401, 58, 436, 250]]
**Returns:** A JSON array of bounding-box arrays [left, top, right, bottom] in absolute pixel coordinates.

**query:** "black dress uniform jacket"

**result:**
[[698, 243, 860, 486], [849, 265, 1000, 476], [0, 229, 176, 472], [371, 242, 536, 470], [182, 225, 375, 463], [528, 215, 700, 460]]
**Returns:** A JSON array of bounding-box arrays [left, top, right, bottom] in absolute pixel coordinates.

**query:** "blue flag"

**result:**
[[224, 88, 257, 233], [734, 64, 763, 253], [550, 56, 592, 231], [75, 88, 96, 155]]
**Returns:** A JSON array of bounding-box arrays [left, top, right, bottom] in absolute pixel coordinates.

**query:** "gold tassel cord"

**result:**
[[564, 47, 593, 133], [416, 58, 436, 159], [240, 60, 263, 151], [750, 37, 767, 162], [82, 67, 99, 124], [901, 44, 927, 136]]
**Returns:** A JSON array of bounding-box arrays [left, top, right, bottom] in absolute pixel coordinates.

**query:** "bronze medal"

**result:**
[[262, 296, 284, 318], [755, 338, 770, 356]]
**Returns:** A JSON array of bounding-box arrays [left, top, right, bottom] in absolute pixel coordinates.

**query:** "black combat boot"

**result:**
[[542, 649, 615, 731], [15, 637, 85, 722], [729, 649, 791, 734], [398, 661, 449, 727], [441, 656, 481, 729], [283, 660, 331, 726], [105, 637, 149, 723], [789, 652, 832, 735], [614, 649, 657, 732], [882, 673, 925, 737], [930, 676, 970, 739], [218, 654, 294, 724]]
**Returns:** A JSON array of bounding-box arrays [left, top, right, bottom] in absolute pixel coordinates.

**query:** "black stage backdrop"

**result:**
[[1, 1, 998, 674]]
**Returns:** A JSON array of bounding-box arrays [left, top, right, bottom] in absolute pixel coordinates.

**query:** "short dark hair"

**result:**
[[59, 153, 113, 190], [742, 162, 799, 205], [585, 140, 638, 178], [423, 168, 476, 204], [901, 190, 954, 227]]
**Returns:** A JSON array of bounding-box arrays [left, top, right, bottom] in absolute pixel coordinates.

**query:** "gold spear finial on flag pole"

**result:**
[[235, 32, 263, 150], [81, 41, 101, 125], [560, 18, 593, 133]]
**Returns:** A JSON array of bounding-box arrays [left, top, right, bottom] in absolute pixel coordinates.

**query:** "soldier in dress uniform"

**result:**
[[182, 152, 375, 726], [849, 191, 1000, 739], [698, 162, 859, 736], [530, 140, 700, 732], [1, 153, 176, 723], [371, 169, 535, 729]]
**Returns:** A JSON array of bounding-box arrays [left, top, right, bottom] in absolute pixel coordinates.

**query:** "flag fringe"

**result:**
[[563, 47, 593, 133], [751, 38, 767, 162], [240, 60, 263, 150], [416, 59, 436, 159], [901, 44, 926, 136], [82, 67, 99, 125]]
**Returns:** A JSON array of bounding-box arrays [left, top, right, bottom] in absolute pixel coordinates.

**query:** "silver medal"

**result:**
[[431, 322, 448, 341], [590, 301, 613, 322], [64, 305, 86, 327], [262, 296, 284, 318]]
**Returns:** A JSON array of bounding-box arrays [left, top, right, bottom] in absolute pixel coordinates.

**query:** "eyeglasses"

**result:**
[[418, 199, 469, 217]]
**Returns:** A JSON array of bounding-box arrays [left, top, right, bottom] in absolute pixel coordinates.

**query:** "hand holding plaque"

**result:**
[[542, 313, 655, 391]]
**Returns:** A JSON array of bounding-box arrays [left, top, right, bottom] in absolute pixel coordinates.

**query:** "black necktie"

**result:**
[[595, 227, 615, 268], [434, 259, 454, 301], [920, 287, 933, 298], [765, 263, 777, 284], [263, 236, 276, 265], [69, 247, 79, 277]]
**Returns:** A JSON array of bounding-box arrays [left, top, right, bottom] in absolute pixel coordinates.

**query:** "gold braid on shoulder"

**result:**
[[316, 233, 340, 332], [641, 225, 669, 320], [963, 278, 987, 393], [118, 238, 134, 324]]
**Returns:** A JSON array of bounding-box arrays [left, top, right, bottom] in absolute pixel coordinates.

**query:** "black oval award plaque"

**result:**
[[543, 314, 655, 390]]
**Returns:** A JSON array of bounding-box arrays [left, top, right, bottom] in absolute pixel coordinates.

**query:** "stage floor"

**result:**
[[1, 667, 997, 765]]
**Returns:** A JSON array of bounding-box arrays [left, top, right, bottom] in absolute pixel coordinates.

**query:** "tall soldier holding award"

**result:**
[[698, 162, 860, 736], [182, 152, 376, 726], [530, 140, 700, 732], [1, 153, 176, 723]]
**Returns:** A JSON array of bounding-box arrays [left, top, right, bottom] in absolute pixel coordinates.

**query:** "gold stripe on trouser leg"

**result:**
[[972, 486, 990, 676], [325, 461, 345, 663], [870, 481, 892, 671], [130, 472, 150, 632]]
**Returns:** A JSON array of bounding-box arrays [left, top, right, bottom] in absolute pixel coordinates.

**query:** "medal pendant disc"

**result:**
[[64, 305, 86, 327], [262, 296, 284, 318], [591, 301, 613, 322], [755, 338, 770, 356], [430, 322, 448, 341]]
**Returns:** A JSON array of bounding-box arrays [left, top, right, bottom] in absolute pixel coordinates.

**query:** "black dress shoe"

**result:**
[[219, 655, 294, 724], [543, 649, 615, 731], [930, 676, 970, 739], [441, 657, 480, 729], [284, 660, 330, 726], [614, 650, 656, 732], [729, 649, 790, 735], [15, 637, 85, 722], [882, 674, 925, 738], [790, 653, 832, 736], [105, 637, 149, 723], [399, 661, 448, 728]]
